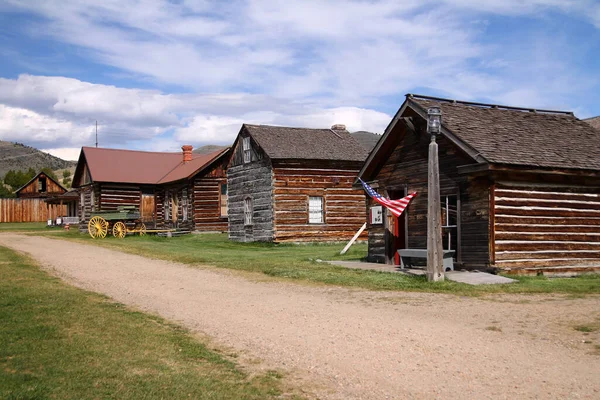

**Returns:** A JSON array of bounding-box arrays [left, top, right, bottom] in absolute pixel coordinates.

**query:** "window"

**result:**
[[441, 195, 458, 252], [38, 177, 47, 192], [164, 191, 171, 221], [181, 188, 188, 221], [308, 196, 323, 224], [244, 197, 252, 225], [243, 136, 251, 163], [220, 183, 228, 217]]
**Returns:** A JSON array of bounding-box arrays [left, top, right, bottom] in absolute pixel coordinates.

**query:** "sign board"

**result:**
[[370, 205, 383, 225]]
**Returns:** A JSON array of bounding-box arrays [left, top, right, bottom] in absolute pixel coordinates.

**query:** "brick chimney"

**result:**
[[331, 124, 347, 131], [182, 145, 193, 163]]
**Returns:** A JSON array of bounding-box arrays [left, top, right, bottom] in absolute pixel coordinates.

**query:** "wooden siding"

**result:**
[[17, 173, 66, 198], [0, 198, 66, 222], [272, 165, 366, 242], [493, 185, 600, 274], [369, 123, 489, 267], [228, 158, 274, 242]]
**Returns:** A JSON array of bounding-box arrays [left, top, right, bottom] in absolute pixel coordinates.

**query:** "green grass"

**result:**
[[0, 222, 49, 231], [0, 246, 289, 400], [49, 232, 600, 296]]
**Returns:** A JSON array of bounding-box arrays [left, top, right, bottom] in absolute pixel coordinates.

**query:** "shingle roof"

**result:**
[[351, 131, 381, 152], [409, 96, 600, 171], [244, 124, 369, 162], [75, 147, 229, 186], [584, 116, 600, 131]]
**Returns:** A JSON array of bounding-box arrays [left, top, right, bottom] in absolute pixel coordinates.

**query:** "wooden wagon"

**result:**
[[87, 206, 146, 239]]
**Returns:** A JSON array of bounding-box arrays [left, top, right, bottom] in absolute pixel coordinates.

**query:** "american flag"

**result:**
[[359, 178, 417, 218]]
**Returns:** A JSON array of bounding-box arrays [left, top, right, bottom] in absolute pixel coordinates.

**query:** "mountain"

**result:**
[[0, 141, 76, 178], [192, 144, 229, 155], [351, 131, 381, 152]]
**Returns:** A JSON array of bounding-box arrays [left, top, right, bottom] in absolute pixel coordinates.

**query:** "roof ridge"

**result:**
[[82, 146, 182, 155], [406, 93, 574, 116], [246, 124, 335, 131]]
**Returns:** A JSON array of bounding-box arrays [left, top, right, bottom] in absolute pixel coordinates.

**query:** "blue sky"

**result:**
[[0, 0, 599, 160]]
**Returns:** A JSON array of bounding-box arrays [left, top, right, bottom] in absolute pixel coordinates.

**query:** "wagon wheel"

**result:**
[[88, 216, 108, 239], [137, 222, 146, 236], [112, 221, 127, 239]]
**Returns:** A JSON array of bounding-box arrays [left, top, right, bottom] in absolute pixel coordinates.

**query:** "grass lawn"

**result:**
[[0, 222, 50, 231], [49, 231, 600, 296], [0, 245, 289, 400]]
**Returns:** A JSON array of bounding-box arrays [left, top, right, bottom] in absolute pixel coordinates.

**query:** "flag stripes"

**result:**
[[359, 178, 416, 218]]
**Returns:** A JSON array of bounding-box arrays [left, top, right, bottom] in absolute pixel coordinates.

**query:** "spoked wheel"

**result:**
[[112, 221, 127, 239], [136, 222, 146, 236], [88, 216, 108, 239]]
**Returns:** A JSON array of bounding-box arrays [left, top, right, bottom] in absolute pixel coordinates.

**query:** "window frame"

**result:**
[[244, 197, 253, 226], [219, 182, 228, 217], [181, 188, 189, 222], [164, 190, 171, 222], [242, 136, 251, 164], [308, 196, 324, 224]]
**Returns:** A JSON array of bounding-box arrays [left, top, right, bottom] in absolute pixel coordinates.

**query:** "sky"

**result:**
[[0, 0, 599, 161]]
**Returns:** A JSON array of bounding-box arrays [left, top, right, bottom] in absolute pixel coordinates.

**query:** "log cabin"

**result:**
[[357, 94, 600, 275], [228, 124, 370, 242], [72, 145, 230, 232], [15, 171, 67, 198]]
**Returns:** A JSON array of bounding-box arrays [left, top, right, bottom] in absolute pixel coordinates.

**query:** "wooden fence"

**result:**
[[0, 198, 67, 223]]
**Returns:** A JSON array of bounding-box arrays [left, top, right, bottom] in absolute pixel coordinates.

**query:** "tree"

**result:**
[[63, 170, 72, 178], [40, 167, 58, 181], [0, 182, 15, 198]]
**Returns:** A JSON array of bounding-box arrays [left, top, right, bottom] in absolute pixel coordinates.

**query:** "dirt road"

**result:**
[[1, 233, 599, 399]]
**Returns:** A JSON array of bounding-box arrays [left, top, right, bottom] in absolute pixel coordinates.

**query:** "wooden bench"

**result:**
[[397, 249, 455, 271]]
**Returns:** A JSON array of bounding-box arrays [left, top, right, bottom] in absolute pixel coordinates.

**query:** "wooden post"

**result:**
[[427, 136, 444, 282]]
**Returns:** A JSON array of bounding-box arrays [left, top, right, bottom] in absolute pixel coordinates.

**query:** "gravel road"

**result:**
[[1, 233, 599, 399]]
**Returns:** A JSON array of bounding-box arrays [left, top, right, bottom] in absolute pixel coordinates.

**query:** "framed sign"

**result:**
[[370, 205, 383, 225]]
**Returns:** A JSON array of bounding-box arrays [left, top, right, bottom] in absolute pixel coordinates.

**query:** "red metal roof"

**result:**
[[77, 147, 229, 185]]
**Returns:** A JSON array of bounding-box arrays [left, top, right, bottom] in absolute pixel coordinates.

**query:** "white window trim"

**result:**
[[308, 196, 324, 224], [243, 136, 251, 164], [244, 197, 252, 226]]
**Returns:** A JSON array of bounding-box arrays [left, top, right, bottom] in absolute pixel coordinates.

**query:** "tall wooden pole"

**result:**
[[427, 135, 444, 282]]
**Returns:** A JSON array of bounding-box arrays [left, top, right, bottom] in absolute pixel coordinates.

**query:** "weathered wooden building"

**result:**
[[72, 146, 230, 232], [228, 124, 369, 242], [358, 94, 600, 275], [15, 171, 67, 198]]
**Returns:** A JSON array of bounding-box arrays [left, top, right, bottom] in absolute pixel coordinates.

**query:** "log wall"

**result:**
[[193, 174, 227, 232], [493, 184, 600, 274], [0, 198, 66, 222], [155, 183, 195, 230], [98, 183, 141, 211], [272, 163, 367, 242], [228, 158, 274, 242]]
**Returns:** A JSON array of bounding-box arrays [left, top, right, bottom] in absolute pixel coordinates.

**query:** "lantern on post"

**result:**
[[426, 106, 444, 282], [427, 106, 442, 137]]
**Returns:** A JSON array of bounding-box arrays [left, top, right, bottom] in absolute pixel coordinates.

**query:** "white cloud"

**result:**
[[41, 147, 81, 161], [0, 75, 393, 152], [0, 104, 94, 145]]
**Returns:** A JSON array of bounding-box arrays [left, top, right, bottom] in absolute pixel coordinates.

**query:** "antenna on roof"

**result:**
[[95, 121, 98, 148]]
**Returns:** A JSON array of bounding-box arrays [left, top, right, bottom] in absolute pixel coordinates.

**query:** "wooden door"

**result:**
[[141, 194, 155, 222]]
